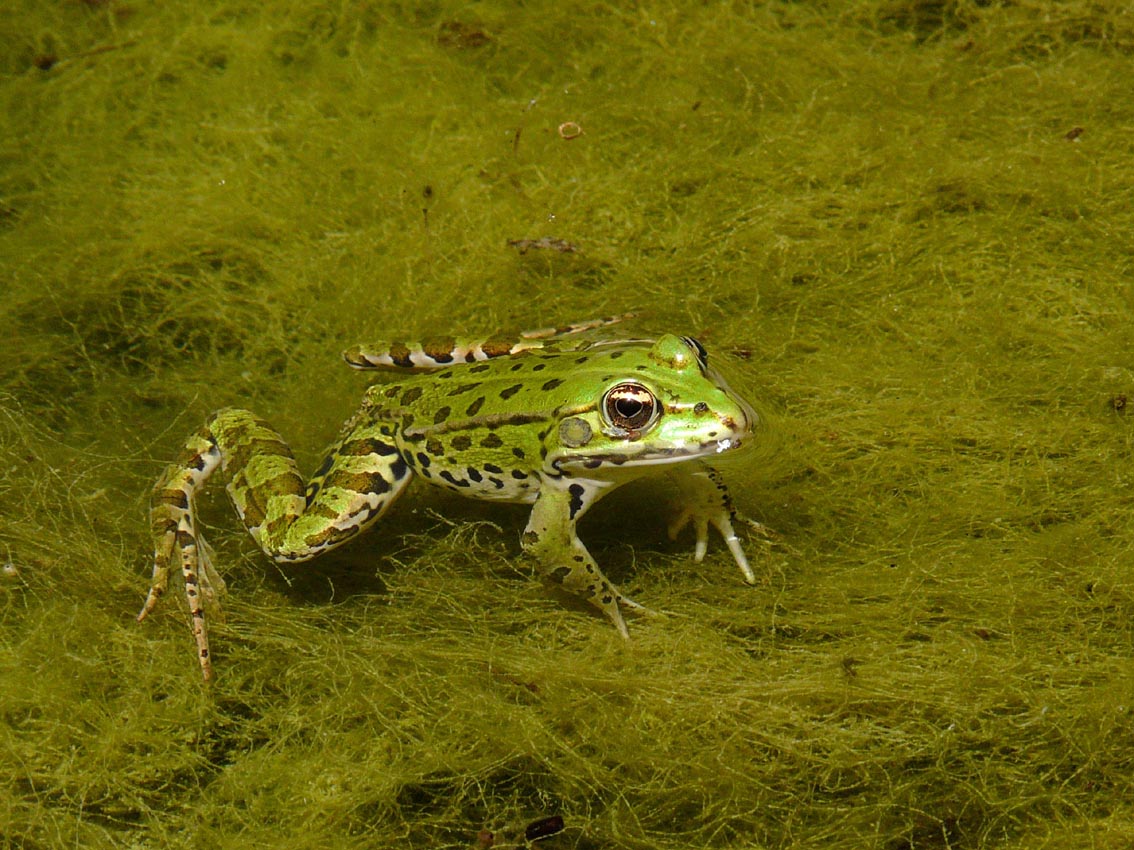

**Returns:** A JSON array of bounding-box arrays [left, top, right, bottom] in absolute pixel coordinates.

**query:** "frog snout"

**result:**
[[724, 395, 758, 441]]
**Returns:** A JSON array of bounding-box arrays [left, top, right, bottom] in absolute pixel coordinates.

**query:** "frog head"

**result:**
[[549, 334, 757, 477]]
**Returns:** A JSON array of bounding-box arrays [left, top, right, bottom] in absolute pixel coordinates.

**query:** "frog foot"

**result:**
[[194, 536, 227, 614], [538, 555, 657, 637], [667, 506, 756, 584], [617, 591, 659, 618], [581, 582, 656, 640], [666, 465, 757, 585], [138, 511, 226, 681]]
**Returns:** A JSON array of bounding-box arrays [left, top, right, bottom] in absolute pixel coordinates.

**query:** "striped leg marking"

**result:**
[[139, 407, 411, 680], [342, 315, 636, 372]]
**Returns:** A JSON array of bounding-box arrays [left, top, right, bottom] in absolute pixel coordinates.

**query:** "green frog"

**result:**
[[139, 318, 759, 680]]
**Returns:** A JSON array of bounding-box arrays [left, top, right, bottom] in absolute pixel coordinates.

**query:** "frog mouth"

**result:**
[[635, 435, 747, 464], [557, 435, 746, 471]]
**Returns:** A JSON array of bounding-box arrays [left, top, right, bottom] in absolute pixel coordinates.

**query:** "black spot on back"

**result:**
[[449, 382, 482, 396], [439, 470, 470, 488]]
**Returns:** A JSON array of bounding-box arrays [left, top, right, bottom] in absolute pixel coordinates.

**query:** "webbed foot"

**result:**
[[667, 464, 757, 584]]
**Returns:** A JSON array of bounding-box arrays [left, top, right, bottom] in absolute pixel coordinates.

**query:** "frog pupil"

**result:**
[[617, 397, 642, 418]]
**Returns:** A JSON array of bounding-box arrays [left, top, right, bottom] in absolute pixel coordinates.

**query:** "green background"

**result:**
[[2, 1, 1132, 847]]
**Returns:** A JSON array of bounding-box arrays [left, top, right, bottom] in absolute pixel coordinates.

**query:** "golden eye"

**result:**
[[602, 382, 659, 432]]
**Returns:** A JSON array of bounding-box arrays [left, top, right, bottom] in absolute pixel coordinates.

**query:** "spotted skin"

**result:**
[[140, 318, 759, 680]]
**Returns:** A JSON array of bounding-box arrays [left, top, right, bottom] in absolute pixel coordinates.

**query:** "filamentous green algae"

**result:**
[[2, 1, 1133, 847]]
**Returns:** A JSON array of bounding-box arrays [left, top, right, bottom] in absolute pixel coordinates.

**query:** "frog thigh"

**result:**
[[520, 478, 640, 638], [195, 409, 411, 560]]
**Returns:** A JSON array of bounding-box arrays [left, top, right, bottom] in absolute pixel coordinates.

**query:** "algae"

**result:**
[[2, 0, 1133, 847]]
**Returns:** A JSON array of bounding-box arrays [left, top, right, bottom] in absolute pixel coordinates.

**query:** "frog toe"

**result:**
[[615, 591, 653, 616], [585, 577, 659, 637], [667, 507, 713, 564], [610, 610, 631, 640], [196, 538, 228, 618]]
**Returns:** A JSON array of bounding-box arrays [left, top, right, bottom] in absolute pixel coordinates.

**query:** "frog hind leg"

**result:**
[[521, 478, 649, 638], [139, 407, 411, 680], [342, 314, 636, 372], [518, 313, 636, 341]]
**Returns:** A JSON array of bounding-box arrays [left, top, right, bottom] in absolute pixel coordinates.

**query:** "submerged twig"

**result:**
[[506, 237, 579, 255], [34, 40, 137, 72]]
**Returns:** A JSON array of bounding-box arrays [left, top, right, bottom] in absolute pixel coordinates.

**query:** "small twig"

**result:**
[[34, 40, 137, 72], [506, 237, 579, 255]]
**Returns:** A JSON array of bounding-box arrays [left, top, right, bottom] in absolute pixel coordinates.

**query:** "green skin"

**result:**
[[139, 321, 758, 681]]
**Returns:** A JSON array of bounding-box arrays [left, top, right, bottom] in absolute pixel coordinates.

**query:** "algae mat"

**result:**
[[2, 1, 1133, 848]]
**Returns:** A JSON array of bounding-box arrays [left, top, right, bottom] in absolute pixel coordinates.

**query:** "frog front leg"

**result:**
[[521, 478, 648, 638], [667, 463, 756, 585], [139, 406, 411, 680]]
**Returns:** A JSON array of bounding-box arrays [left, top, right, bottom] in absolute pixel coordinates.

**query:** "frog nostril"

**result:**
[[693, 401, 709, 414]]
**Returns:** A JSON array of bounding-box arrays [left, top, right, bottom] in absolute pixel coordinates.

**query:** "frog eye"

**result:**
[[681, 336, 708, 369], [602, 382, 659, 433]]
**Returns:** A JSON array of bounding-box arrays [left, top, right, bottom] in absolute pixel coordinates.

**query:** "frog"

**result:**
[[138, 317, 759, 680]]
